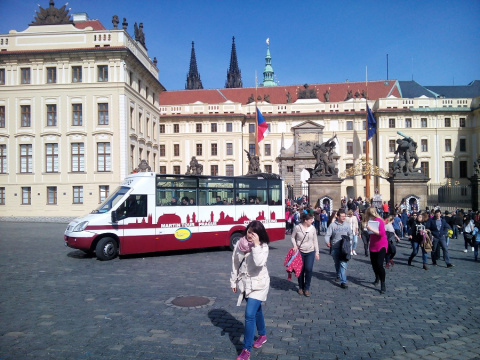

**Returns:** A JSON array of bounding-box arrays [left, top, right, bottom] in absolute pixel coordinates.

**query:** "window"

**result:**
[[21, 105, 31, 127], [98, 103, 108, 125], [45, 143, 58, 173], [47, 67, 56, 83], [173, 124, 179, 133], [72, 66, 82, 82], [71, 143, 84, 172], [211, 143, 217, 156], [421, 139, 428, 152], [160, 124, 165, 133], [47, 186, 57, 205], [160, 144, 165, 157], [73, 186, 83, 204], [265, 165, 272, 173], [196, 143, 202, 156], [72, 104, 82, 126], [20, 144, 32, 173], [130, 107, 135, 128], [389, 140, 396, 153], [138, 112, 142, 133], [459, 118, 465, 127], [146, 117, 150, 137], [459, 161, 468, 178], [346, 121, 353, 130], [362, 121, 366, 130], [445, 161, 453, 178], [405, 118, 412, 128], [196, 123, 202, 133], [99, 185, 109, 203], [249, 124, 255, 133], [249, 143, 255, 155], [0, 106, 5, 128], [346, 141, 353, 154], [421, 118, 427, 128], [226, 123, 233, 132], [159, 166, 166, 174], [260, 144, 269, 157], [388, 118, 395, 128], [0, 144, 6, 174], [97, 65, 108, 82], [129, 71, 133, 86], [445, 118, 451, 127], [287, 166, 293, 173], [0, 69, 5, 85], [138, 80, 141, 93], [421, 162, 429, 177], [97, 142, 111, 172], [226, 164, 234, 176], [22, 187, 31, 204], [211, 165, 218, 176], [0, 187, 4, 205], [173, 165, 180, 174], [174, 144, 180, 157], [21, 68, 31, 84], [459, 138, 466, 152], [211, 123, 217, 132], [226, 143, 233, 156], [362, 141, 366, 154], [47, 104, 57, 126], [445, 139, 451, 152]]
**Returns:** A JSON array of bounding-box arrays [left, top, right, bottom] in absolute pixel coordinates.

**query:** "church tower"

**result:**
[[225, 36, 242, 88], [262, 38, 276, 87], [185, 41, 203, 90]]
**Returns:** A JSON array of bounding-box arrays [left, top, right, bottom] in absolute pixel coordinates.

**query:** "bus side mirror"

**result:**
[[111, 211, 118, 223]]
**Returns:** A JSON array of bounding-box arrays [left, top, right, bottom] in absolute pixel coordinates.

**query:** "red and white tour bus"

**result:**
[[64, 172, 285, 260]]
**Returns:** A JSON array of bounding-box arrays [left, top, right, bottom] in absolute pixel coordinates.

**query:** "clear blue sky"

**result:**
[[1, 0, 479, 91]]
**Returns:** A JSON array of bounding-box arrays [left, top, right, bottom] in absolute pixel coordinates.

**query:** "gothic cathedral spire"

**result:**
[[225, 37, 243, 88], [185, 41, 203, 90]]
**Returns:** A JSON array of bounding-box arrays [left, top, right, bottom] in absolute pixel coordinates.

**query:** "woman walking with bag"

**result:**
[[365, 207, 388, 294], [384, 215, 400, 268], [345, 210, 359, 255], [407, 213, 429, 270], [291, 213, 320, 297], [230, 220, 270, 360]]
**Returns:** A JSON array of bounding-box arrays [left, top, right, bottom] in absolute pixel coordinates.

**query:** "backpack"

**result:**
[[293, 212, 300, 225], [341, 235, 352, 261]]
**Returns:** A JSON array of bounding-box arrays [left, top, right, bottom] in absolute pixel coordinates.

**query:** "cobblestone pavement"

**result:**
[[0, 221, 479, 360]]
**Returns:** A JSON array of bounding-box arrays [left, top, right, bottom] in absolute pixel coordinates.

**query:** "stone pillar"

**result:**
[[470, 175, 479, 211], [308, 177, 344, 210], [388, 175, 430, 211]]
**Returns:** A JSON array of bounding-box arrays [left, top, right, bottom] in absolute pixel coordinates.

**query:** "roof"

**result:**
[[159, 80, 401, 105], [74, 20, 106, 30], [398, 80, 480, 99]]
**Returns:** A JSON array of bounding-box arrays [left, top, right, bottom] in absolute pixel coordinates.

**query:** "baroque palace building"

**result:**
[[0, 2, 164, 217]]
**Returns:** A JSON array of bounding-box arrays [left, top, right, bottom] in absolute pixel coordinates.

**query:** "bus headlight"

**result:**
[[72, 221, 89, 232]]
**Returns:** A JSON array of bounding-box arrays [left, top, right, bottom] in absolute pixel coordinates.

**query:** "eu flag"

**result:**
[[367, 105, 376, 140]]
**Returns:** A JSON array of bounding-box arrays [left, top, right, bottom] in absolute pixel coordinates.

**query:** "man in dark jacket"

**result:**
[[425, 209, 454, 267]]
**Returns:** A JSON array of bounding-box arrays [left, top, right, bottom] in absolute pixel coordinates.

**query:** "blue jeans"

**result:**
[[244, 298, 266, 351], [410, 241, 428, 264], [321, 221, 327, 233], [298, 251, 315, 291], [331, 247, 348, 284], [352, 235, 358, 250], [474, 241, 479, 261], [432, 236, 451, 265], [314, 219, 320, 234]]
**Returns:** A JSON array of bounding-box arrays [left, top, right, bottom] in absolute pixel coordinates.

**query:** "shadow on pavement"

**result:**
[[269, 275, 298, 292], [208, 308, 244, 353]]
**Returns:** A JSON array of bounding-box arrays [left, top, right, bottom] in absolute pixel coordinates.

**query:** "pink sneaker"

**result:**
[[236, 349, 250, 360], [253, 335, 267, 348]]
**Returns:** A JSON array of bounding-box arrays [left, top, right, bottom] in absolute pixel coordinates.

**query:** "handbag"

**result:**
[[341, 235, 352, 261], [284, 230, 308, 279]]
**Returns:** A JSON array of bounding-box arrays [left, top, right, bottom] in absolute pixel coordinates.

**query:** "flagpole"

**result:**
[[365, 66, 371, 200], [255, 71, 259, 156]]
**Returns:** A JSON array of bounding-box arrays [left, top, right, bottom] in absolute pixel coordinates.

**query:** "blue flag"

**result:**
[[367, 105, 376, 140]]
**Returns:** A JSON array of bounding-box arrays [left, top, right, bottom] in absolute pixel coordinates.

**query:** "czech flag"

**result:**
[[256, 107, 269, 143]]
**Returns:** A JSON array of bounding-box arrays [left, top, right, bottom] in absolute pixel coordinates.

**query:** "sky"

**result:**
[[1, 0, 479, 91]]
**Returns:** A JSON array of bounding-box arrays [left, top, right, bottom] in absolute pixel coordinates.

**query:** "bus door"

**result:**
[[114, 194, 156, 255]]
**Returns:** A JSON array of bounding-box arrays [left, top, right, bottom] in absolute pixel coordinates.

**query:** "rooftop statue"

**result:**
[[30, 0, 73, 26], [134, 22, 146, 49]]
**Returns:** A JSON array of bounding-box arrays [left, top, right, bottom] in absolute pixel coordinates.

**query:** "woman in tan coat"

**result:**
[[230, 220, 270, 360], [291, 213, 320, 297]]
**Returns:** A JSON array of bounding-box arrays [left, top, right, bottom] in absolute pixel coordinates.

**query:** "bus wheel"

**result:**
[[95, 237, 118, 261], [229, 232, 242, 251]]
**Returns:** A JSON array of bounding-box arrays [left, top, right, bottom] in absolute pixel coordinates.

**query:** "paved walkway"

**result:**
[[0, 221, 479, 359]]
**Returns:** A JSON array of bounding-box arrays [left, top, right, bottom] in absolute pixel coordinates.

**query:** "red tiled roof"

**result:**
[[159, 80, 401, 105], [74, 20, 106, 30]]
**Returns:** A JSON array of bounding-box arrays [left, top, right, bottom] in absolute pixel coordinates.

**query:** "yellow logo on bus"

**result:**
[[174, 228, 192, 241]]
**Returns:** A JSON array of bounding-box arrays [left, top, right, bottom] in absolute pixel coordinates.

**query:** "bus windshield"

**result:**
[[91, 186, 130, 214]]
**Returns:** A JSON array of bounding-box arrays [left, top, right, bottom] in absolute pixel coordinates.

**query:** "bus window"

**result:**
[[117, 194, 147, 219], [92, 186, 129, 213], [236, 178, 267, 189], [268, 179, 282, 205], [199, 189, 234, 205], [157, 189, 197, 206]]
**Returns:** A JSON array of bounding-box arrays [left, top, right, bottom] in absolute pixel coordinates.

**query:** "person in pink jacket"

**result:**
[[365, 207, 389, 294]]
